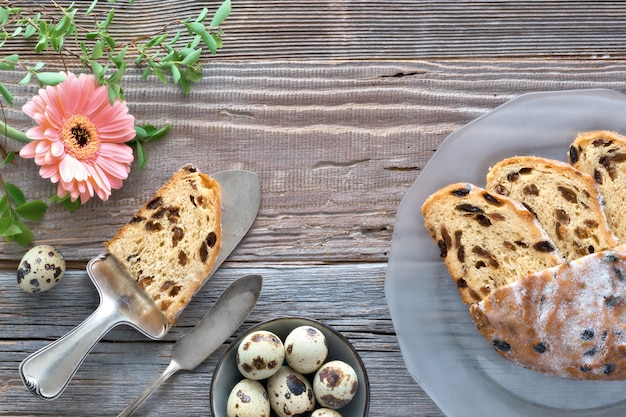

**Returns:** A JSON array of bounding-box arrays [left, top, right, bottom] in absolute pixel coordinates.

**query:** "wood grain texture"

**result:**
[[0, 266, 443, 417], [3, 2, 626, 416], [2, 59, 626, 263], [3, 0, 626, 60]]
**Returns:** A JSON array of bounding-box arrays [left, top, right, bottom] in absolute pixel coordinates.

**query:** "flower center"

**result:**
[[61, 114, 100, 161]]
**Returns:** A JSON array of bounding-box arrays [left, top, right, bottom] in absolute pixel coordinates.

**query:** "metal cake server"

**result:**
[[117, 273, 262, 417], [19, 169, 261, 400]]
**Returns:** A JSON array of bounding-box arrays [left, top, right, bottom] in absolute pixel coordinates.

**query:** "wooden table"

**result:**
[[1, 1, 625, 415]]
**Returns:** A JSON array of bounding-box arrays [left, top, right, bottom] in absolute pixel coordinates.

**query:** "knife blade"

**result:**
[[117, 274, 263, 417]]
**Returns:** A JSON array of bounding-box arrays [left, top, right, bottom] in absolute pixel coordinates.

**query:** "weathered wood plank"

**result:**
[[0, 265, 442, 416], [3, 1, 626, 60], [2, 59, 626, 263]]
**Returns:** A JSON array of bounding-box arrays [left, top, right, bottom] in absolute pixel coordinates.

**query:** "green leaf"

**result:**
[[107, 61, 126, 84], [0, 82, 13, 106], [202, 31, 218, 54], [86, 0, 100, 15], [179, 73, 191, 94], [196, 8, 209, 23], [54, 15, 71, 36], [12, 221, 34, 246], [167, 30, 182, 46], [0, 54, 19, 70], [15, 200, 48, 221], [113, 46, 128, 65], [2, 222, 22, 237], [37, 72, 66, 86], [135, 141, 147, 169], [0, 216, 12, 235], [186, 65, 204, 83], [102, 9, 115, 29], [210, 0, 231, 27], [5, 182, 25, 205], [1, 151, 15, 166], [133, 125, 147, 140], [152, 66, 167, 83], [0, 195, 8, 213], [107, 85, 118, 104], [187, 22, 206, 37], [92, 39, 104, 59], [145, 125, 170, 142], [20, 72, 33, 85], [170, 64, 181, 84], [102, 33, 116, 50], [24, 24, 37, 38], [91, 60, 104, 79], [10, 26, 23, 37], [49, 194, 81, 212], [181, 48, 202, 66], [213, 32, 223, 49]]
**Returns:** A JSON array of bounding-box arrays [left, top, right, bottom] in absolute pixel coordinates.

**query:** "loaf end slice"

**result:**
[[104, 164, 222, 325], [486, 155, 618, 261], [569, 130, 626, 242], [470, 244, 626, 380], [421, 182, 564, 304]]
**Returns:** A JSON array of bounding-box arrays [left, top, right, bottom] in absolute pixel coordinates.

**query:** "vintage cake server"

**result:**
[[19, 169, 261, 400]]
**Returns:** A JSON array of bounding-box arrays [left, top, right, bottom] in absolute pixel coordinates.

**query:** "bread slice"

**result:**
[[421, 182, 564, 304], [470, 244, 626, 380], [569, 130, 626, 242], [105, 164, 222, 325], [486, 156, 618, 261]]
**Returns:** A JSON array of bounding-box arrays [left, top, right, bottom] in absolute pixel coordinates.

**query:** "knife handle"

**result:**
[[19, 302, 123, 400]]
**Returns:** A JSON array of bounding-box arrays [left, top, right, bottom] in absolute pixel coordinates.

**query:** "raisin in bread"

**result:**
[[104, 164, 222, 325], [421, 182, 564, 304], [486, 156, 618, 261], [470, 244, 626, 380], [569, 130, 626, 242]]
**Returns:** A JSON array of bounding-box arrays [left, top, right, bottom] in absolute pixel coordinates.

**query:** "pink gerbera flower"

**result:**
[[19, 72, 135, 204]]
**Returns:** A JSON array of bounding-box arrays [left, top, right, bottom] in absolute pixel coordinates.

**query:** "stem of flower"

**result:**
[[0, 120, 31, 144]]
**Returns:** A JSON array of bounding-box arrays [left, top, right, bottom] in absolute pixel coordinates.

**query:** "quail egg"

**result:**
[[237, 330, 284, 380], [284, 325, 328, 374], [267, 366, 315, 417], [313, 360, 358, 409], [226, 379, 270, 417], [17, 245, 66, 293], [311, 409, 343, 417]]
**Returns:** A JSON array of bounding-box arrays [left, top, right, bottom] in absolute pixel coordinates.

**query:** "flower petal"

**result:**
[[20, 71, 136, 205]]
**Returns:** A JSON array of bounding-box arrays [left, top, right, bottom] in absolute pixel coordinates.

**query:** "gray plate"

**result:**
[[385, 89, 626, 417]]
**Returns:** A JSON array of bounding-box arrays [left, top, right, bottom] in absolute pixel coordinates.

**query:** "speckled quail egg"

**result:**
[[17, 245, 66, 293], [237, 330, 285, 380], [311, 408, 343, 417], [226, 379, 270, 417], [284, 325, 328, 374], [267, 366, 315, 417], [313, 360, 358, 409]]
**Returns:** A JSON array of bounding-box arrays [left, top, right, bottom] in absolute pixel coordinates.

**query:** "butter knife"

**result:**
[[117, 273, 262, 417]]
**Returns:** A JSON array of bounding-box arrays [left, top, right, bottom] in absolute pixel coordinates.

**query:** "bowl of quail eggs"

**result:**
[[210, 317, 369, 417]]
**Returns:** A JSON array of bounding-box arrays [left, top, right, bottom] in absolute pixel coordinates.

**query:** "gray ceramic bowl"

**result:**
[[210, 317, 370, 417]]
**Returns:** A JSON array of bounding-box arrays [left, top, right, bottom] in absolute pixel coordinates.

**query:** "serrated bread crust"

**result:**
[[486, 156, 618, 261], [421, 182, 564, 304], [105, 164, 222, 325], [569, 130, 626, 242], [470, 245, 626, 380]]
